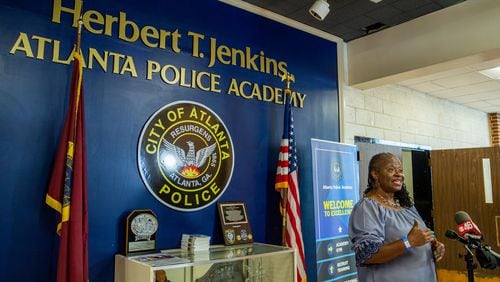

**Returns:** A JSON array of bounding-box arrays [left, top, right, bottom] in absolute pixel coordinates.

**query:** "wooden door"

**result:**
[[431, 147, 500, 276]]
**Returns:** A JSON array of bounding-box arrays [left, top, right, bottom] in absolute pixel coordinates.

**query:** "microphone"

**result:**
[[445, 229, 470, 245], [454, 211, 482, 238], [476, 245, 499, 269], [447, 213, 499, 270]]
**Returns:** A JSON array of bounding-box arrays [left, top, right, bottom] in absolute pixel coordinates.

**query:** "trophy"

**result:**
[[124, 209, 158, 255]]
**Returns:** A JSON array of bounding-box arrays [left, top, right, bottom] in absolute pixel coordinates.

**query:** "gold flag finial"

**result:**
[[76, 0, 83, 51], [280, 72, 295, 90]]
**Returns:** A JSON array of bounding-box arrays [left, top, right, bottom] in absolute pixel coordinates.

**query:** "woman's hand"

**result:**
[[407, 220, 435, 247], [432, 240, 445, 262]]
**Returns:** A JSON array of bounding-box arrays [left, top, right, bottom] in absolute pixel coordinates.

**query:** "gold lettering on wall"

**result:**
[[8, 1, 313, 107]]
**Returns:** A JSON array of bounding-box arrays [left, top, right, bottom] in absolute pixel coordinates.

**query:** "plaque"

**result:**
[[125, 209, 158, 255], [217, 202, 253, 245]]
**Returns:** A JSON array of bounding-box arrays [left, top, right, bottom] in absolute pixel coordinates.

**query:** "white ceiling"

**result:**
[[397, 59, 500, 113]]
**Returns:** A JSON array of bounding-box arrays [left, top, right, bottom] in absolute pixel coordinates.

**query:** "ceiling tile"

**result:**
[[465, 100, 495, 108], [404, 3, 440, 19], [449, 90, 500, 103], [467, 90, 500, 100], [487, 98, 500, 106], [329, 24, 356, 34], [397, 67, 472, 86], [435, 0, 467, 7], [431, 81, 500, 97], [344, 15, 379, 29], [428, 89, 464, 99], [408, 82, 446, 93], [392, 0, 432, 12], [467, 59, 500, 72], [366, 5, 401, 21], [431, 72, 491, 88]]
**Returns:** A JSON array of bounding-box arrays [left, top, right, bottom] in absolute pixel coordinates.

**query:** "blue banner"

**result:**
[[311, 139, 359, 281]]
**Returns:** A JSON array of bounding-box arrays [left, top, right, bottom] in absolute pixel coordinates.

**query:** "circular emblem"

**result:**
[[225, 229, 235, 244], [138, 101, 234, 211], [327, 243, 334, 256], [240, 229, 248, 240], [328, 262, 335, 276], [130, 213, 158, 237], [331, 161, 343, 182]]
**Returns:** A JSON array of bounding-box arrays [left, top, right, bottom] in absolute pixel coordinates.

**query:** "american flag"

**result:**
[[275, 92, 307, 282]]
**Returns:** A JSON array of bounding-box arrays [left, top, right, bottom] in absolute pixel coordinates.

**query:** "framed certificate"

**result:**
[[217, 202, 253, 245]]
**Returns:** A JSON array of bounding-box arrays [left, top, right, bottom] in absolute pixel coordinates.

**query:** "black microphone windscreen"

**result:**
[[445, 229, 459, 239], [454, 211, 471, 224], [445, 229, 475, 246]]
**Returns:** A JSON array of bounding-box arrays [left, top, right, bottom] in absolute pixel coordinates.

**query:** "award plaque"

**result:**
[[125, 209, 158, 255], [217, 202, 253, 245]]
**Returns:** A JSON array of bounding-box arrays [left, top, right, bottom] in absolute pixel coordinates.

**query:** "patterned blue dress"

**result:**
[[348, 197, 437, 282]]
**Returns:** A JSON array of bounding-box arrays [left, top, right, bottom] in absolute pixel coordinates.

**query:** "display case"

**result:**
[[114, 242, 295, 282]]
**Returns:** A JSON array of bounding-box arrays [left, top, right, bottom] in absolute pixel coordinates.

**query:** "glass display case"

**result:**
[[114, 242, 296, 282]]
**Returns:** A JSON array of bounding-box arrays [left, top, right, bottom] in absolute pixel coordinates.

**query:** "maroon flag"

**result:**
[[45, 49, 88, 282], [275, 91, 307, 282]]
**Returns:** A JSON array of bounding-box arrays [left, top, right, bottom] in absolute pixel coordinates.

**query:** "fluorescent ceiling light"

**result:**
[[369, 0, 383, 3], [478, 66, 500, 80]]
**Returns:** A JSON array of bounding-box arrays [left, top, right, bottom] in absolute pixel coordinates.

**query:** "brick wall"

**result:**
[[488, 113, 500, 146], [342, 84, 490, 149]]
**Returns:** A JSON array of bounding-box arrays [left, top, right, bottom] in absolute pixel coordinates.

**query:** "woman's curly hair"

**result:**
[[363, 152, 413, 208]]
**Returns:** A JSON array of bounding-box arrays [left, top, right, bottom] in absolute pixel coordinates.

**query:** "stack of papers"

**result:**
[[181, 234, 211, 253], [132, 254, 189, 267]]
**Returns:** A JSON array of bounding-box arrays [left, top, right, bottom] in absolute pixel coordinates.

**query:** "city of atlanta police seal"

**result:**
[[138, 101, 234, 211]]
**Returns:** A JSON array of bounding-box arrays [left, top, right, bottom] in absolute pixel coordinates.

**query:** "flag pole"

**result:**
[[72, 2, 84, 137], [279, 72, 295, 246], [76, 12, 83, 51], [281, 189, 288, 246], [276, 72, 306, 281]]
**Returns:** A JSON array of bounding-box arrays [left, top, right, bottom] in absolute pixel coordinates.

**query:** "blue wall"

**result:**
[[0, 0, 339, 281]]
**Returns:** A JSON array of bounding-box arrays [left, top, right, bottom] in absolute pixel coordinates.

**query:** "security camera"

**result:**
[[309, 0, 330, 21]]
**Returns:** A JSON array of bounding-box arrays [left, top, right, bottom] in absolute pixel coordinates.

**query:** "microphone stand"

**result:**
[[462, 244, 475, 282]]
